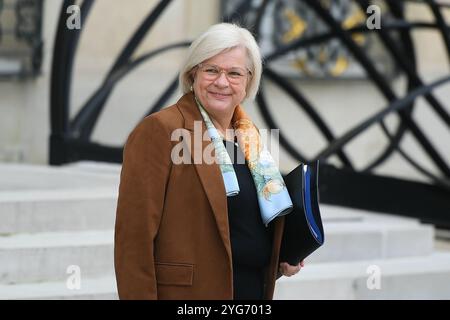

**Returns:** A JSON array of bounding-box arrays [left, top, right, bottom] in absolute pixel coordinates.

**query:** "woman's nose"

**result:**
[[214, 72, 229, 87]]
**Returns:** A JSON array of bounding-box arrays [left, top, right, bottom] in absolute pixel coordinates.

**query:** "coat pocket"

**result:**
[[155, 262, 194, 286]]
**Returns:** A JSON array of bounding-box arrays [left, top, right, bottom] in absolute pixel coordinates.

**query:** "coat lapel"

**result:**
[[175, 93, 232, 261]]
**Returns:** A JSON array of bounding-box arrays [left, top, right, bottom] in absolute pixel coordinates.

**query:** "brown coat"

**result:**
[[114, 92, 285, 300]]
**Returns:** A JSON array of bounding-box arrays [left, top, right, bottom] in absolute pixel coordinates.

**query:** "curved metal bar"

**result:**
[[265, 21, 438, 64], [393, 138, 450, 190], [256, 88, 308, 163], [426, 0, 450, 63], [263, 67, 354, 168], [263, 19, 417, 173], [260, 0, 446, 180], [71, 0, 174, 140], [357, 0, 450, 177], [251, 0, 351, 167], [404, 0, 450, 9], [264, 18, 440, 174], [50, 0, 94, 165], [304, 0, 450, 178], [254, 0, 430, 175], [251, 0, 270, 42], [65, 138, 123, 163], [361, 0, 415, 173], [358, 0, 450, 127], [145, 75, 180, 116], [314, 75, 450, 164], [51, 0, 94, 133], [221, 0, 253, 23], [107, 0, 173, 76], [250, 0, 312, 164], [263, 10, 450, 176], [51, 0, 75, 136], [105, 42, 190, 85], [69, 41, 190, 139], [260, 4, 440, 175]]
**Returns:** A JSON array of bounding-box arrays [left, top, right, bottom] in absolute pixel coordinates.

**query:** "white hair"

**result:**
[[179, 23, 262, 101]]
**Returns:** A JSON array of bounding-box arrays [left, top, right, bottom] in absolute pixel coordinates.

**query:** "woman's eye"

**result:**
[[206, 68, 219, 74], [229, 71, 243, 77]]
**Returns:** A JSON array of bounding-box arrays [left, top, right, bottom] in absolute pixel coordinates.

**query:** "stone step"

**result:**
[[0, 230, 114, 284], [0, 276, 118, 300], [0, 189, 117, 234], [0, 194, 348, 235], [0, 220, 433, 284], [63, 161, 122, 176], [0, 164, 119, 191], [274, 251, 450, 299], [0, 192, 432, 243], [0, 163, 119, 234], [4, 252, 450, 300], [310, 218, 434, 263]]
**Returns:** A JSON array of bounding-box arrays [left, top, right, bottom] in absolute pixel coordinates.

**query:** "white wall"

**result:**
[[0, 1, 59, 163]]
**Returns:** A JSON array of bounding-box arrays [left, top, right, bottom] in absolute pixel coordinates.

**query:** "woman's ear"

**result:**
[[190, 73, 196, 91], [190, 67, 197, 82]]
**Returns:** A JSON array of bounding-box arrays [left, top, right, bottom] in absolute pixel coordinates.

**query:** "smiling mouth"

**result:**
[[209, 92, 231, 98]]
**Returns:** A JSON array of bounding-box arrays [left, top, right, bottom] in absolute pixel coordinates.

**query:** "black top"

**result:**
[[223, 139, 273, 300]]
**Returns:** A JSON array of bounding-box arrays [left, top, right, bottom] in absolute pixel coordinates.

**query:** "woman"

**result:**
[[114, 23, 304, 300]]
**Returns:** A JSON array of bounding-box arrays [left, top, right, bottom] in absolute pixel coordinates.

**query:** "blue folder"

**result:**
[[279, 160, 325, 265]]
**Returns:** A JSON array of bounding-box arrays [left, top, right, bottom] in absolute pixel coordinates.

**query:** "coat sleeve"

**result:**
[[114, 115, 173, 300]]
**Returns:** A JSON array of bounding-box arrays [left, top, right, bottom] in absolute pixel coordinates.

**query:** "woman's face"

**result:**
[[192, 46, 250, 117]]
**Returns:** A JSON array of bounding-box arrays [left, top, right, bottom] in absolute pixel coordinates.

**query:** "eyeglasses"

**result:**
[[197, 63, 251, 84]]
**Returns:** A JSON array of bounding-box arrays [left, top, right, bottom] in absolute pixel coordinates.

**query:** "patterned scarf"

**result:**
[[195, 96, 293, 225]]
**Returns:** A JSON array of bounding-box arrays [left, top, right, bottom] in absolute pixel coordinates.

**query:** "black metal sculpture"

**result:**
[[50, 0, 450, 227]]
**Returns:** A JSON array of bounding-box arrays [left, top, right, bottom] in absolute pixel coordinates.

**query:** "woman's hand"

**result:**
[[279, 260, 305, 277]]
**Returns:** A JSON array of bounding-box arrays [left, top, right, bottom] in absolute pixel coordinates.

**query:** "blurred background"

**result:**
[[0, 0, 449, 299]]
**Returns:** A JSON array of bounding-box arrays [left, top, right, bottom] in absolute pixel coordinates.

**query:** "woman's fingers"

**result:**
[[279, 261, 304, 277]]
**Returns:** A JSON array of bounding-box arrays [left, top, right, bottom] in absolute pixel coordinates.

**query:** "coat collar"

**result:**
[[176, 92, 199, 131], [175, 92, 232, 262]]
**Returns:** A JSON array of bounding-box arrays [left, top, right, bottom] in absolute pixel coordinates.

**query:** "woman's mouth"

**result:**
[[209, 92, 231, 100]]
